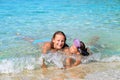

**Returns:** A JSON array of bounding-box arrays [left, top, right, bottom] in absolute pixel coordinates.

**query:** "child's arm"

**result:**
[[72, 59, 81, 66], [65, 57, 72, 68], [41, 42, 51, 69], [63, 48, 72, 68], [72, 54, 82, 66]]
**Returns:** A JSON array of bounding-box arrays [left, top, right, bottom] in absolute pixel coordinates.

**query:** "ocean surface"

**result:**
[[0, 0, 120, 80]]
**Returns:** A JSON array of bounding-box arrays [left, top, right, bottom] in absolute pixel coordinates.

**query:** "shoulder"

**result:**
[[42, 42, 52, 49], [43, 42, 51, 47], [42, 42, 51, 53], [63, 47, 69, 53]]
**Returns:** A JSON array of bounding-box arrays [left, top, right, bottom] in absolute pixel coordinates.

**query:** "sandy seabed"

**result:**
[[0, 62, 120, 80]]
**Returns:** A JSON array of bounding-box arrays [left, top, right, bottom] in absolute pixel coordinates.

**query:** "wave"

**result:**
[[0, 56, 41, 74], [82, 53, 120, 63], [0, 53, 120, 74]]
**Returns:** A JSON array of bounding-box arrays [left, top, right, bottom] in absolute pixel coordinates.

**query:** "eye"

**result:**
[[61, 40, 64, 42]]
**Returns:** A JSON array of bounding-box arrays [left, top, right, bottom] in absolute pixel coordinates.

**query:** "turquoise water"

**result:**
[[0, 0, 120, 73]]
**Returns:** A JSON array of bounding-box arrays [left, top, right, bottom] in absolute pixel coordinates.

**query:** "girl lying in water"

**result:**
[[16, 31, 69, 69], [64, 39, 91, 68]]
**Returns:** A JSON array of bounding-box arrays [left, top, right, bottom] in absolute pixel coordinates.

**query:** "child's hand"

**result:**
[[41, 63, 47, 68]]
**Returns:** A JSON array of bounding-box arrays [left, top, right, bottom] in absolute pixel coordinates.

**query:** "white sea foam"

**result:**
[[39, 52, 66, 68], [0, 56, 38, 73], [0, 53, 120, 74], [81, 53, 101, 63], [101, 55, 120, 62], [81, 53, 120, 64], [0, 59, 14, 73]]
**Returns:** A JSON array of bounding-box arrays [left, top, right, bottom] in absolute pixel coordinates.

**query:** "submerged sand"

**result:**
[[0, 62, 120, 80]]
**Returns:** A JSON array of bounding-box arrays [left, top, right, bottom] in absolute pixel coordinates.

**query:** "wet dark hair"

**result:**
[[51, 31, 69, 49], [80, 41, 86, 50], [78, 41, 89, 56]]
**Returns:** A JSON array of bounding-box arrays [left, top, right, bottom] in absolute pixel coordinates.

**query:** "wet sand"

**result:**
[[0, 62, 120, 80]]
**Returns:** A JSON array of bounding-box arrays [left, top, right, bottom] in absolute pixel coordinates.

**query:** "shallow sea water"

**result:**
[[0, 0, 120, 80], [0, 62, 120, 80]]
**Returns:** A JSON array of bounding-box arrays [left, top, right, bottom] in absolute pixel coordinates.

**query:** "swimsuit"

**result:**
[[32, 38, 50, 44]]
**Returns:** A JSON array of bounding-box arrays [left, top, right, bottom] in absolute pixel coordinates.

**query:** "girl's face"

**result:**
[[69, 44, 78, 54], [52, 34, 65, 50]]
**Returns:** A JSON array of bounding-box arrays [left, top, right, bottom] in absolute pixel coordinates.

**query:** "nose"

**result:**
[[58, 40, 64, 45], [59, 41, 62, 45]]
